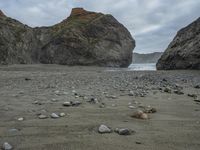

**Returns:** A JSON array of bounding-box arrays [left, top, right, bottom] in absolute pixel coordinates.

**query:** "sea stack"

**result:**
[[157, 18, 200, 70], [0, 8, 135, 67]]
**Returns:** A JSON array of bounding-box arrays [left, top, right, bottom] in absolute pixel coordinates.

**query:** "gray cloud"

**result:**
[[0, 0, 200, 53]]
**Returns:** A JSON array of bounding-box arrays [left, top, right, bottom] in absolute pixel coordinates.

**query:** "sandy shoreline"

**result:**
[[0, 65, 200, 150]]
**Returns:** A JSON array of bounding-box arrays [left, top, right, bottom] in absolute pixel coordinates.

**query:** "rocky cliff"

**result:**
[[132, 52, 162, 64], [157, 18, 200, 70], [0, 8, 135, 67]]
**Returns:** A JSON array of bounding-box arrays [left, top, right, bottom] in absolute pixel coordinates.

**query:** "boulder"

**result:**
[[157, 18, 200, 70], [0, 8, 135, 67]]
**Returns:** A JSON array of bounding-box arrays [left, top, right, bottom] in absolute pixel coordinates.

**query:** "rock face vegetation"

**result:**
[[157, 18, 200, 70], [0, 8, 135, 67]]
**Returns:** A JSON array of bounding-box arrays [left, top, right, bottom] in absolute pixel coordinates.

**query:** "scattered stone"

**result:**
[[98, 125, 112, 134], [128, 106, 136, 109], [106, 95, 117, 99], [111, 104, 116, 107], [115, 128, 133, 135], [144, 107, 157, 113], [25, 77, 31, 81], [2, 142, 13, 150], [8, 128, 19, 133], [128, 91, 134, 96], [51, 99, 58, 102], [194, 85, 200, 89], [71, 101, 81, 106], [174, 90, 184, 95], [135, 141, 142, 144], [88, 98, 98, 104], [99, 103, 106, 108], [38, 115, 48, 119], [194, 97, 200, 103], [188, 94, 197, 98], [59, 113, 65, 117], [63, 102, 72, 107], [18, 117, 24, 121], [131, 110, 149, 120], [51, 113, 59, 119], [164, 87, 171, 93]]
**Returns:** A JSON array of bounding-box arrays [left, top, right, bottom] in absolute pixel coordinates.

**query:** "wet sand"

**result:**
[[0, 65, 200, 150]]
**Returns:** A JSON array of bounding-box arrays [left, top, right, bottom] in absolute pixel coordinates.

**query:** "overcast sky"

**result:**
[[0, 0, 200, 53]]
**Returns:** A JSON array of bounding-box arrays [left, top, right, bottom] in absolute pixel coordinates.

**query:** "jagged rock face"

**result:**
[[157, 18, 200, 70], [0, 8, 135, 67]]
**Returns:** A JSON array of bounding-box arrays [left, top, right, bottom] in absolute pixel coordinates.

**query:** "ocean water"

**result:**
[[128, 63, 156, 71]]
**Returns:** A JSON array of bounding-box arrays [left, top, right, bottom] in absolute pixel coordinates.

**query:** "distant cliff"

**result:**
[[132, 52, 163, 64], [0, 8, 135, 67], [157, 18, 200, 70]]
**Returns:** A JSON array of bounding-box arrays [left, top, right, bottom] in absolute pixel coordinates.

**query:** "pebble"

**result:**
[[174, 90, 184, 95], [194, 85, 200, 89], [115, 128, 133, 135], [128, 91, 134, 96], [2, 142, 13, 150], [38, 115, 48, 119], [63, 102, 72, 107], [98, 125, 112, 134], [188, 94, 197, 98], [88, 98, 98, 104], [128, 106, 136, 109], [164, 87, 171, 93], [8, 128, 19, 133], [51, 113, 59, 119], [131, 110, 149, 120], [18, 117, 24, 121], [51, 99, 58, 102], [71, 101, 81, 106], [59, 113, 65, 117]]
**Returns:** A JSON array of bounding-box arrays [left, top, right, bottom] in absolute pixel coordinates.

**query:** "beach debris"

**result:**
[[2, 142, 13, 150], [115, 128, 134, 135], [174, 89, 184, 95], [98, 125, 112, 134], [51, 113, 59, 119], [131, 110, 149, 120]]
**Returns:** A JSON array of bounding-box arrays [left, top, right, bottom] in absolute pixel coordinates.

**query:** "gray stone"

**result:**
[[2, 142, 13, 150], [51, 113, 59, 119], [115, 128, 133, 135], [98, 125, 112, 134], [38, 115, 48, 119], [63, 102, 72, 107]]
